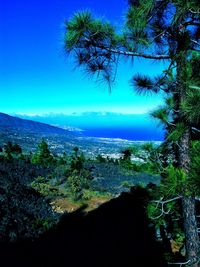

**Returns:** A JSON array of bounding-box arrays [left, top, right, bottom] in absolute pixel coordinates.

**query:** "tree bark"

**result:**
[[182, 196, 199, 267], [178, 111, 200, 267], [176, 33, 200, 266], [179, 127, 200, 266], [177, 123, 199, 266]]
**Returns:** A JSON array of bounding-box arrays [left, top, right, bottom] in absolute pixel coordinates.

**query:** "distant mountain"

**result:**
[[16, 112, 152, 128], [16, 112, 164, 141], [0, 112, 162, 156], [0, 113, 71, 135]]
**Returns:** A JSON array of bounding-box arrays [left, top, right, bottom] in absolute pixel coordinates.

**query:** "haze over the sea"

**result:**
[[15, 112, 164, 141]]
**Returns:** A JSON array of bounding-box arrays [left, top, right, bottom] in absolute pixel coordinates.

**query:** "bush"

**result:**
[[31, 176, 62, 197], [121, 180, 132, 188], [82, 189, 96, 200], [67, 170, 90, 201], [31, 139, 54, 166]]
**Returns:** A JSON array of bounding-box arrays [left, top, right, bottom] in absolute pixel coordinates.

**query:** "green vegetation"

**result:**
[[1, 135, 200, 265], [0, 140, 117, 241], [31, 139, 54, 166], [64, 1, 200, 265], [1, 141, 23, 160], [67, 170, 90, 201], [1, 1, 200, 265]]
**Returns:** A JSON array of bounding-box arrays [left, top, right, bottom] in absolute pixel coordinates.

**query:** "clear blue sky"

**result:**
[[0, 0, 168, 116]]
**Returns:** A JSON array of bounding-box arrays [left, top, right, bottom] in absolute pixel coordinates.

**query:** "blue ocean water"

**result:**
[[82, 126, 164, 141], [16, 113, 165, 141]]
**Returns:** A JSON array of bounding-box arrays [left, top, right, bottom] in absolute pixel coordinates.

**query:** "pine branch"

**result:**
[[150, 196, 182, 219], [192, 127, 200, 133], [168, 259, 190, 266], [189, 8, 200, 14], [191, 39, 200, 47], [150, 28, 168, 44], [152, 196, 182, 205], [82, 37, 170, 60], [189, 85, 200, 90], [99, 45, 170, 60]]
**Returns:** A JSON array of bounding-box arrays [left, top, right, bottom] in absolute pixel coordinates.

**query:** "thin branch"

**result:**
[[189, 8, 200, 14], [168, 259, 190, 266], [150, 196, 182, 220], [191, 39, 200, 47], [166, 121, 176, 126], [175, 141, 181, 149], [189, 85, 200, 90], [150, 29, 168, 44], [152, 196, 182, 204], [83, 37, 170, 60], [104, 47, 170, 60], [192, 127, 200, 133]]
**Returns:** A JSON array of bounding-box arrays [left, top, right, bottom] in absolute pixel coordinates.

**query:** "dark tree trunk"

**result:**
[[176, 33, 200, 266], [182, 196, 199, 267], [179, 128, 199, 266]]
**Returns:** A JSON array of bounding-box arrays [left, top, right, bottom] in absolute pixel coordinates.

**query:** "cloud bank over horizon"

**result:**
[[16, 110, 163, 130], [4, 111, 164, 141]]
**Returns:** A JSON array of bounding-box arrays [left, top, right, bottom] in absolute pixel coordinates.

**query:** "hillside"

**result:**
[[0, 113, 71, 135], [0, 113, 156, 157]]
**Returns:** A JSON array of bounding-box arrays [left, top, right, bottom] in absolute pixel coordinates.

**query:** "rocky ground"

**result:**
[[0, 160, 58, 242], [87, 162, 160, 194]]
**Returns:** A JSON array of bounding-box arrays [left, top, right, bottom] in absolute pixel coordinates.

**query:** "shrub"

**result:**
[[31, 176, 61, 197], [121, 180, 132, 188], [31, 139, 54, 166], [67, 170, 90, 201]]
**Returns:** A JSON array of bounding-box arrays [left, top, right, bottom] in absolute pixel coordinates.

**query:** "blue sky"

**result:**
[[0, 0, 168, 116]]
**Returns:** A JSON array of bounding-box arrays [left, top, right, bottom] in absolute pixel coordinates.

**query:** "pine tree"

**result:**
[[32, 139, 53, 166], [64, 1, 200, 265]]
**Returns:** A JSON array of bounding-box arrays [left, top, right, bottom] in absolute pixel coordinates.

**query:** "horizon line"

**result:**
[[9, 111, 151, 117]]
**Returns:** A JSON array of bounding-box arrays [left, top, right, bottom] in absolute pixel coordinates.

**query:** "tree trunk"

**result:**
[[182, 196, 199, 267], [176, 34, 200, 266], [178, 128, 199, 266]]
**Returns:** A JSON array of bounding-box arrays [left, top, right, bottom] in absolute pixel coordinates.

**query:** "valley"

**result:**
[[0, 112, 161, 158]]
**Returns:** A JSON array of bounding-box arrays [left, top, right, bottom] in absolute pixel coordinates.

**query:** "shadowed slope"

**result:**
[[1, 187, 167, 267]]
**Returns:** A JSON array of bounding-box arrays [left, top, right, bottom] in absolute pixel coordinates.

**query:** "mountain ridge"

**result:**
[[0, 112, 72, 135], [0, 112, 161, 157]]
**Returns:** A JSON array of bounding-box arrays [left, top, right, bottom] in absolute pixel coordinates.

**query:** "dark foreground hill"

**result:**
[[1, 187, 167, 267]]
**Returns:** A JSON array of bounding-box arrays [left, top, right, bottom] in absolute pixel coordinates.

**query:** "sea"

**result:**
[[81, 126, 164, 141]]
